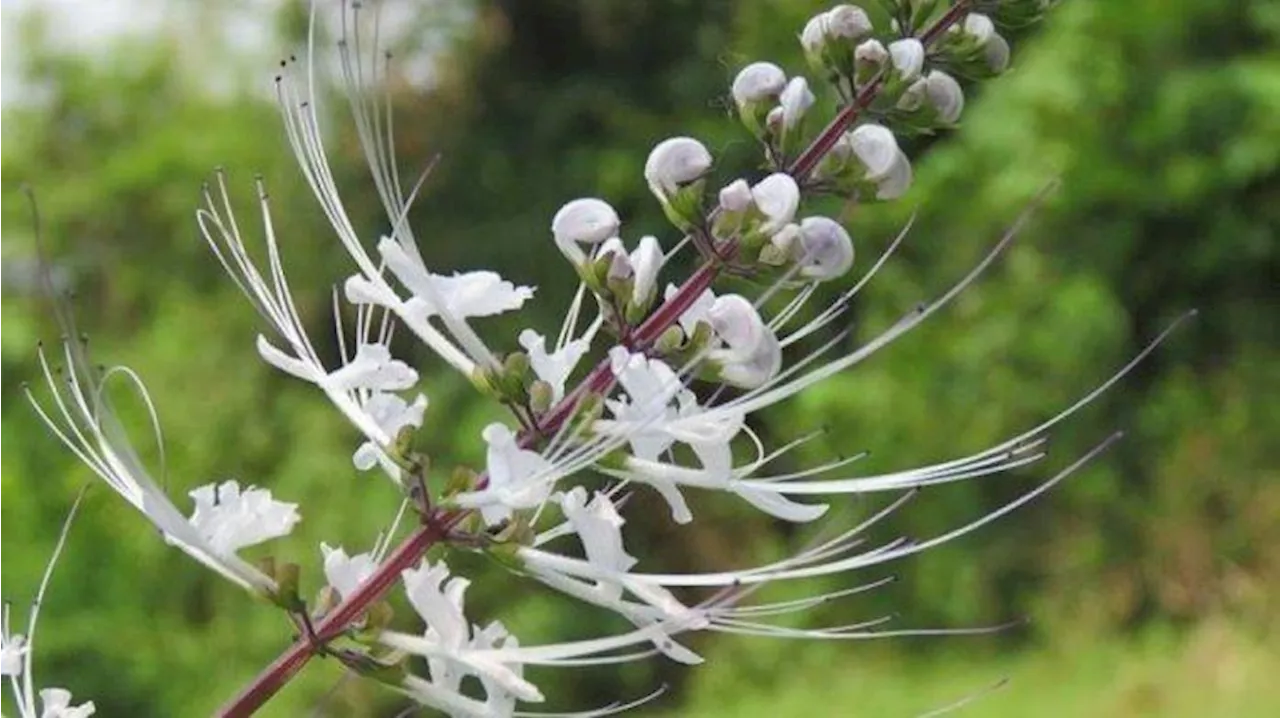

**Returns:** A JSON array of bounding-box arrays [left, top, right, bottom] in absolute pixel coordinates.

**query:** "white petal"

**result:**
[[552, 198, 620, 263], [848, 123, 901, 180], [800, 13, 827, 54], [718, 179, 753, 213], [875, 150, 913, 200], [825, 5, 873, 40], [731, 61, 786, 107], [665, 283, 718, 335], [427, 271, 535, 319], [985, 31, 1011, 73], [255, 335, 322, 384], [630, 236, 664, 305], [778, 76, 815, 130], [795, 216, 855, 280], [750, 173, 801, 234], [321, 543, 377, 600], [963, 13, 995, 44], [518, 330, 588, 402], [888, 38, 924, 81], [325, 343, 418, 393], [187, 480, 301, 556], [644, 137, 712, 197], [925, 70, 965, 123]]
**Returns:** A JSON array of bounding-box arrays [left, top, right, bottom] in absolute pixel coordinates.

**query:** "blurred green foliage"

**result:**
[[2, 0, 1276, 715]]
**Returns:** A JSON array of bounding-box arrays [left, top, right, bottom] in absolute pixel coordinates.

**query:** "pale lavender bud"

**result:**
[[888, 38, 925, 81], [718, 179, 753, 213], [644, 136, 713, 198], [707, 294, 782, 389], [778, 76, 815, 130], [630, 235, 663, 306], [731, 61, 786, 109], [848, 123, 901, 179], [750, 173, 801, 234], [795, 216, 855, 280], [552, 198, 620, 264], [925, 70, 964, 123], [825, 5, 873, 41]]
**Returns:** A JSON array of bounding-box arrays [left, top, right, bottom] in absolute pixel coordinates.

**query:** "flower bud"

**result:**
[[888, 38, 924, 82], [924, 70, 964, 123], [959, 13, 1010, 74], [854, 38, 888, 85], [630, 235, 663, 310], [644, 136, 712, 230], [750, 173, 800, 235], [645, 136, 712, 198], [732, 61, 786, 112], [801, 5, 873, 75], [552, 198, 620, 265], [825, 5, 873, 41], [718, 179, 753, 213], [795, 216, 854, 280], [848, 123, 901, 179], [778, 76, 815, 131], [848, 123, 912, 200], [758, 222, 800, 266], [706, 294, 782, 389], [800, 14, 828, 57]]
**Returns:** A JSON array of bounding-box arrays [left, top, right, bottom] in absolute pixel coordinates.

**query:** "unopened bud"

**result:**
[[795, 216, 855, 280], [552, 198, 620, 265]]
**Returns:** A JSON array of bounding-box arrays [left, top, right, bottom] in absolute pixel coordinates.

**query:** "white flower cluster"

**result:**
[[22, 2, 1179, 716]]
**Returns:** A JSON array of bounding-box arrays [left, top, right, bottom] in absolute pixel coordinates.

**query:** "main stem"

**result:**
[[217, 4, 971, 714]]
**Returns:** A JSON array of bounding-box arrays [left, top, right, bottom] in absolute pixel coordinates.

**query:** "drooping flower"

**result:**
[[26, 343, 294, 594]]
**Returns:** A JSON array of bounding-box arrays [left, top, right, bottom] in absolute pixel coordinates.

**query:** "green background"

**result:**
[[2, 1, 1276, 715]]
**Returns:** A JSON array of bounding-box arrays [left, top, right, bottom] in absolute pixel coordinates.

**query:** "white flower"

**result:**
[[352, 391, 428, 474], [795, 216, 855, 280], [27, 345, 290, 594], [665, 283, 718, 336], [386, 561, 542, 713], [801, 5, 873, 56], [454, 423, 556, 526], [0, 626, 25, 677], [718, 179, 754, 213], [825, 5, 873, 41], [848, 123, 913, 199], [644, 136, 712, 202], [731, 61, 786, 109], [888, 38, 925, 81], [630, 235, 664, 307], [199, 176, 450, 449], [374, 238, 534, 321], [778, 76, 815, 130], [3, 505, 94, 718], [750, 173, 801, 234], [962, 13, 1010, 73], [800, 13, 828, 55], [518, 330, 589, 403], [36, 688, 96, 718], [551, 197, 621, 264], [320, 543, 378, 601], [925, 70, 965, 123], [596, 349, 746, 522], [855, 38, 885, 77], [188, 481, 301, 556], [706, 295, 783, 389]]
